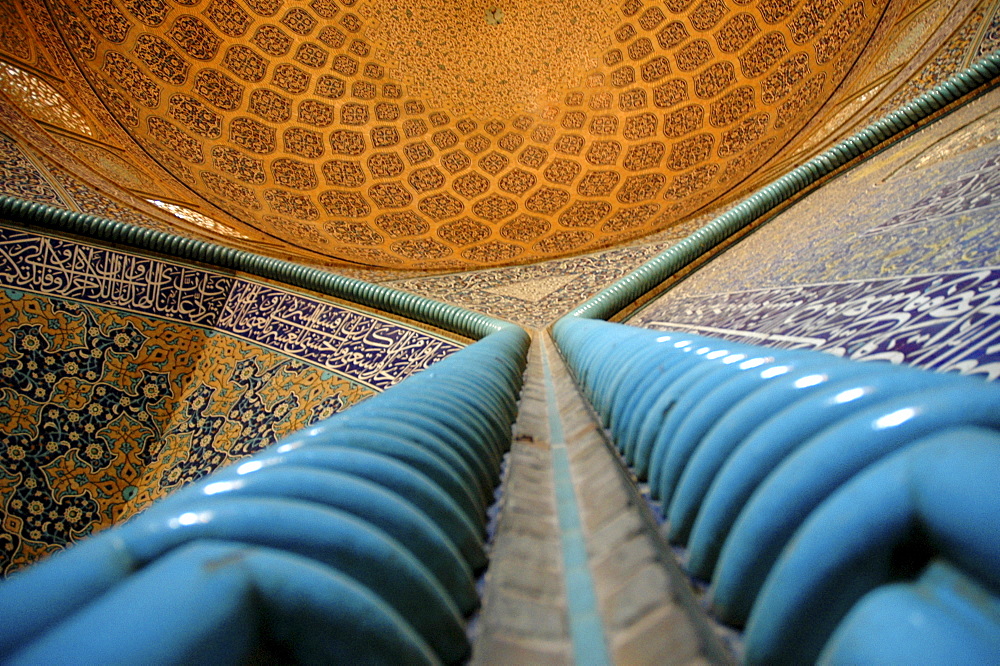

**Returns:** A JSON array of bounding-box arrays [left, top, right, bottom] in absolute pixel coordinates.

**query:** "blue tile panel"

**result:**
[[626, 268, 1000, 379], [0, 225, 463, 390], [628, 89, 1000, 380]]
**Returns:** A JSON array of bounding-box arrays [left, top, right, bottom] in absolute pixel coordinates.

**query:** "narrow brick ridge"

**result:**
[[474, 332, 728, 664], [541, 337, 612, 666]]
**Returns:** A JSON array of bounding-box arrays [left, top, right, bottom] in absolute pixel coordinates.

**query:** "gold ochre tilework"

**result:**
[[8, 0, 886, 268]]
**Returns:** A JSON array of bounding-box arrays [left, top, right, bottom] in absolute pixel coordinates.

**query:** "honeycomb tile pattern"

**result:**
[[364, 0, 617, 118], [40, 0, 883, 268], [722, 0, 995, 192]]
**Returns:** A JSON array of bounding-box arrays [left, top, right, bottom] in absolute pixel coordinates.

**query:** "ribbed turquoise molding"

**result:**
[[551, 319, 1000, 664], [0, 323, 531, 664], [0, 196, 517, 341], [564, 51, 1000, 323], [547, 52, 1000, 665]]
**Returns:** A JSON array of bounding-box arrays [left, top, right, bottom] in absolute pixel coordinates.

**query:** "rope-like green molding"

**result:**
[[565, 52, 1000, 323], [0, 196, 519, 341]]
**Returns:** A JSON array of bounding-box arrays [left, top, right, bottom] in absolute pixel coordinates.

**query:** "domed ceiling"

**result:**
[[48, 0, 883, 269]]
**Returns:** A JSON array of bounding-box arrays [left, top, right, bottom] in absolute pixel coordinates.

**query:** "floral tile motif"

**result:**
[[0, 293, 376, 573], [387, 214, 709, 329], [0, 295, 198, 572], [0, 225, 463, 573], [0, 131, 68, 208], [130, 332, 375, 515]]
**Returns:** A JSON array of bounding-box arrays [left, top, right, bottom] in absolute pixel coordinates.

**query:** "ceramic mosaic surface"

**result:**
[[870, 3, 996, 123], [387, 211, 710, 328], [0, 123, 180, 235], [628, 87, 1000, 380], [0, 225, 462, 573], [1, 0, 993, 275], [0, 131, 69, 209], [0, 227, 462, 383], [2, 0, 889, 268]]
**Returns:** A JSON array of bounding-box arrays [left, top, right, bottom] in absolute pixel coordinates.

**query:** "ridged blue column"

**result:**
[[551, 52, 1000, 664], [552, 319, 1000, 663], [0, 326, 530, 664]]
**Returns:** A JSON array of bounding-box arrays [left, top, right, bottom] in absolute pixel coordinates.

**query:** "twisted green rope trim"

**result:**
[[0, 196, 518, 341], [566, 52, 1000, 322]]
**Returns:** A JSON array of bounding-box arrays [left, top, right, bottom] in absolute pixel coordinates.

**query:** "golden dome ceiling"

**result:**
[[47, 0, 882, 269]]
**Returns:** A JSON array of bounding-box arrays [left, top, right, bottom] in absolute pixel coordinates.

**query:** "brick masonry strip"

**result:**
[[474, 332, 730, 664]]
